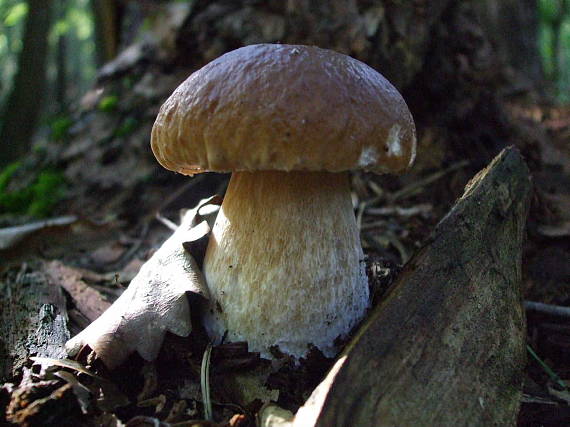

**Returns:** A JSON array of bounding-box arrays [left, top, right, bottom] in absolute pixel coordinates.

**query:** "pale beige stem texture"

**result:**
[[202, 171, 369, 359]]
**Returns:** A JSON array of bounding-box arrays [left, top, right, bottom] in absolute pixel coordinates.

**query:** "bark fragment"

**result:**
[[0, 266, 70, 381]]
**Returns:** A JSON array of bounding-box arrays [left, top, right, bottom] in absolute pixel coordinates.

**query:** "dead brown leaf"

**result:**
[[43, 261, 112, 322], [0, 216, 118, 268], [90, 242, 128, 265]]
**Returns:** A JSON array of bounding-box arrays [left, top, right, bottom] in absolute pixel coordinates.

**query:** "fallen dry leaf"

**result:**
[[65, 200, 214, 369], [227, 365, 279, 406], [53, 370, 92, 414], [0, 216, 118, 268], [43, 261, 112, 322], [93, 413, 126, 427], [0, 216, 77, 250]]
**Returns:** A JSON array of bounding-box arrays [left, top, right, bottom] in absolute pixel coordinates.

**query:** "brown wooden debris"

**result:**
[[0, 265, 70, 381], [6, 377, 84, 426]]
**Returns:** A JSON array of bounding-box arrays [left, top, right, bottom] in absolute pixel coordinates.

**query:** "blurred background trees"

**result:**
[[0, 0, 52, 166], [539, 0, 570, 99], [0, 0, 116, 167]]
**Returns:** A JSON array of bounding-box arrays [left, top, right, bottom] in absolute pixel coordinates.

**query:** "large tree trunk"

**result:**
[[475, 0, 543, 89], [55, 0, 68, 113], [550, 0, 568, 91], [0, 0, 53, 167], [91, 0, 121, 66]]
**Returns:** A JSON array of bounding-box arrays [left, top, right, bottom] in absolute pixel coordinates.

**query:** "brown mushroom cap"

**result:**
[[151, 44, 416, 175]]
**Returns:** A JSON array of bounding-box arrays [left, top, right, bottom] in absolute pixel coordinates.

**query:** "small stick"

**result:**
[[155, 213, 178, 231], [155, 175, 205, 214], [365, 204, 433, 217], [389, 160, 469, 202], [524, 301, 570, 318], [527, 344, 567, 389]]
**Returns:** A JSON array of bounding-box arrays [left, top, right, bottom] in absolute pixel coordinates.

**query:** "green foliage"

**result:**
[[0, 1, 28, 102], [539, 0, 558, 22], [539, 0, 570, 101], [0, 160, 20, 190], [3, 2, 27, 27], [1, 0, 98, 130], [0, 162, 66, 217], [122, 75, 135, 89], [98, 95, 119, 112]]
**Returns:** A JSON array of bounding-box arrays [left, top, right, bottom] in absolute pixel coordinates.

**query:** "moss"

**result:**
[[98, 95, 119, 113], [27, 171, 66, 217], [0, 162, 21, 192], [0, 163, 66, 217], [50, 116, 73, 141]]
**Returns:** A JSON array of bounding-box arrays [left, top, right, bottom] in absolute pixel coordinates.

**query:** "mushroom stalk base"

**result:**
[[202, 170, 369, 359]]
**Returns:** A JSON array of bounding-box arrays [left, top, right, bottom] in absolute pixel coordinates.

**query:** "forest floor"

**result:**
[[0, 91, 569, 426]]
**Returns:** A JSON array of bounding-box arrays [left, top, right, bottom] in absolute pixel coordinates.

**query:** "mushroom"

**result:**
[[151, 44, 416, 360]]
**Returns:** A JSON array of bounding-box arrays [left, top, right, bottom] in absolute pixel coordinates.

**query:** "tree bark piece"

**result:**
[[293, 147, 532, 426], [0, 266, 70, 381]]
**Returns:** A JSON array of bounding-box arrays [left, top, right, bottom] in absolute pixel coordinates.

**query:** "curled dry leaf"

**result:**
[[0, 216, 118, 268], [65, 199, 217, 369], [0, 216, 78, 250]]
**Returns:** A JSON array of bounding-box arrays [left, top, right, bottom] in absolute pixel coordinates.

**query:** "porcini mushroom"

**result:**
[[151, 44, 416, 360]]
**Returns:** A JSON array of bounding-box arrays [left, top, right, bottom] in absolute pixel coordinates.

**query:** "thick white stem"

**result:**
[[202, 171, 369, 359]]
